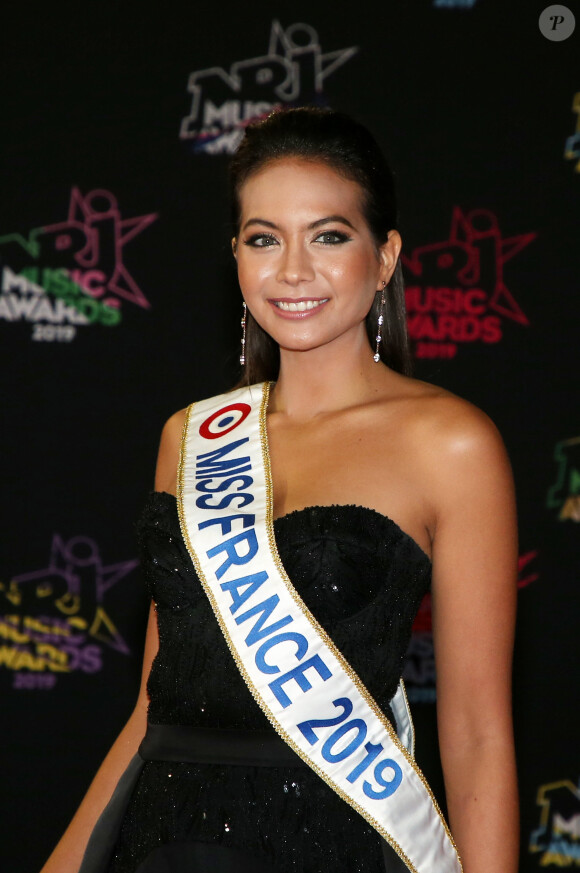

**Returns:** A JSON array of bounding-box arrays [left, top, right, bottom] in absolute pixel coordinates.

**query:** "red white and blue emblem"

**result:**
[[199, 403, 251, 440]]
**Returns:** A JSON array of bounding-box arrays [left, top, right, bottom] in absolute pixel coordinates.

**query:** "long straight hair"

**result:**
[[229, 108, 413, 383]]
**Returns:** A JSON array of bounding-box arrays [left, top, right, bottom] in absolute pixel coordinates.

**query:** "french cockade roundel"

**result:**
[[199, 403, 252, 439]]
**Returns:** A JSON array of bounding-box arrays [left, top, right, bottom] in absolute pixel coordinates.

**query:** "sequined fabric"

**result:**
[[107, 493, 431, 873]]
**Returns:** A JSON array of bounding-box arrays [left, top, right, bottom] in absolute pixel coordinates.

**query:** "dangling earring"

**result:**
[[239, 302, 247, 366], [373, 282, 386, 362]]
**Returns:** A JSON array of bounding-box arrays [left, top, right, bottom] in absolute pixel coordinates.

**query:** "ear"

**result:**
[[231, 237, 238, 258], [378, 230, 402, 287]]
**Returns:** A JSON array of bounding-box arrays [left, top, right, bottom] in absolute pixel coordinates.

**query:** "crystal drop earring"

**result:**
[[239, 302, 247, 366], [373, 282, 386, 363]]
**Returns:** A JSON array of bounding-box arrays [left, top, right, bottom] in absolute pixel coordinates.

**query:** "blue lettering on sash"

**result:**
[[269, 655, 332, 708], [195, 441, 254, 511], [196, 492, 254, 510], [363, 759, 402, 799], [196, 475, 253, 493], [296, 697, 403, 797], [196, 465, 252, 478], [234, 594, 292, 645], [196, 438, 251, 475], [255, 631, 309, 674], [220, 571, 268, 614], [207, 529, 259, 578], [199, 514, 256, 534]]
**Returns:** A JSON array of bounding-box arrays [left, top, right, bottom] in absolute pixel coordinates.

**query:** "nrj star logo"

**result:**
[[530, 778, 580, 866], [179, 19, 357, 154], [0, 534, 138, 688], [0, 188, 157, 342], [402, 208, 536, 359]]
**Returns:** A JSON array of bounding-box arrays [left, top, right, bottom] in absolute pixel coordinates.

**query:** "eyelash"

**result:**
[[315, 230, 351, 245], [243, 230, 352, 248], [244, 234, 277, 248]]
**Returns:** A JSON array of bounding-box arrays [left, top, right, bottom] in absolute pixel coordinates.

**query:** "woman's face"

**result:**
[[234, 158, 400, 359]]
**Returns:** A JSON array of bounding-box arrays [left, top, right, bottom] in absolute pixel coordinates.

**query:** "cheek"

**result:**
[[237, 261, 261, 295], [236, 254, 275, 292], [330, 252, 378, 293]]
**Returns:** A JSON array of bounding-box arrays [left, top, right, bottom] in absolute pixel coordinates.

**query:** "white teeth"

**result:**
[[275, 299, 328, 312]]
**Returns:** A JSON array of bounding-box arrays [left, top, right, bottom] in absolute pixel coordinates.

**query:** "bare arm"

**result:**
[[40, 604, 159, 873], [427, 402, 519, 873], [41, 412, 185, 873]]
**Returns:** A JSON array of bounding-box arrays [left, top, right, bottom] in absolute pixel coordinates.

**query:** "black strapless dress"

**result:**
[[105, 493, 431, 873]]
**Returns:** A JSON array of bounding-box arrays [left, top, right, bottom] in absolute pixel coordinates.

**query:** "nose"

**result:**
[[276, 241, 315, 286]]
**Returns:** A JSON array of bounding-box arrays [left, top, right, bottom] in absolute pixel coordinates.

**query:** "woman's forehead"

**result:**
[[238, 158, 365, 217]]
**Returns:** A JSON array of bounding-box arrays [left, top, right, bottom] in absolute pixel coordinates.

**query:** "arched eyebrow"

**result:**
[[241, 215, 357, 232], [309, 215, 356, 230], [241, 218, 278, 231]]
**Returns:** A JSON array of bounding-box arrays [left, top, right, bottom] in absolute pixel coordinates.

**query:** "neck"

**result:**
[[268, 333, 389, 419]]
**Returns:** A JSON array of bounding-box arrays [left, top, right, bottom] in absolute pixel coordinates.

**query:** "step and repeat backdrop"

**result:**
[[1, 3, 578, 871]]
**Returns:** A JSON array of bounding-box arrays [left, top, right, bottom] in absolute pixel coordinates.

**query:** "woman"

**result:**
[[41, 108, 518, 873]]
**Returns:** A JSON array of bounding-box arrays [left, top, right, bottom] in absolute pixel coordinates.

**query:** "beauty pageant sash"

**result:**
[[177, 382, 462, 873]]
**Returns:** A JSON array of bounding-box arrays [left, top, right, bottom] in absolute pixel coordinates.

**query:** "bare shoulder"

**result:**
[[395, 377, 514, 509], [411, 382, 505, 455], [154, 407, 189, 495], [381, 371, 501, 451]]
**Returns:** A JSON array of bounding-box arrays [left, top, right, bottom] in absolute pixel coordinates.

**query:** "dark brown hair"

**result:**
[[229, 107, 412, 382]]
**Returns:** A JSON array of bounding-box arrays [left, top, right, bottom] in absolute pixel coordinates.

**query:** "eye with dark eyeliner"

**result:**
[[243, 233, 278, 247], [314, 230, 352, 245]]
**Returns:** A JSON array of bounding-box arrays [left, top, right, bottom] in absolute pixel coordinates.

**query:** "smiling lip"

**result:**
[[270, 297, 329, 316]]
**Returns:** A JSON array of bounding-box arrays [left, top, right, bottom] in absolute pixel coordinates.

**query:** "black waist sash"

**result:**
[[139, 722, 307, 767]]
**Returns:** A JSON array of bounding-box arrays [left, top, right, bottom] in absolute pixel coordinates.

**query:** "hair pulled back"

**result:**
[[229, 107, 412, 381]]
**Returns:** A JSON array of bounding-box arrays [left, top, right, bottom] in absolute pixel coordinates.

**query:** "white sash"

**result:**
[[177, 382, 462, 873]]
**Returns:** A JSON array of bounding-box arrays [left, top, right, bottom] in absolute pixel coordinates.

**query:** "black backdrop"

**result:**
[[1, 3, 579, 871]]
